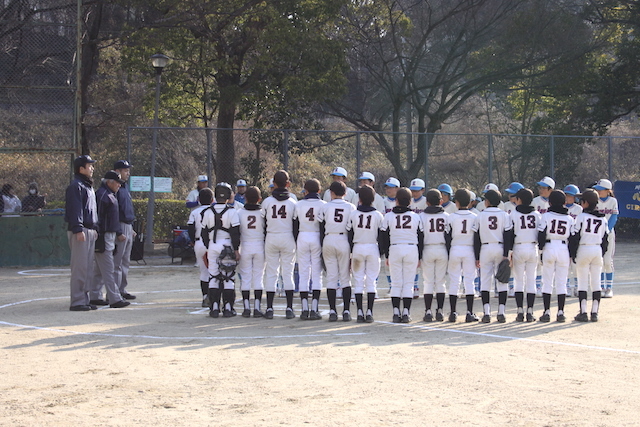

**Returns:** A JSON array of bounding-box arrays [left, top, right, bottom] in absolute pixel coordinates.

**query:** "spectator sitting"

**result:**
[[21, 182, 46, 213], [1, 184, 22, 217]]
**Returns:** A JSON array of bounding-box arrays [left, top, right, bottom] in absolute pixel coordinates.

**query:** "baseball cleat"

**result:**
[[401, 314, 411, 323], [242, 309, 251, 318], [329, 311, 338, 322], [497, 314, 506, 323], [342, 311, 352, 322], [209, 309, 220, 318], [201, 296, 210, 308], [539, 313, 551, 322], [264, 309, 274, 319], [223, 309, 233, 318], [574, 312, 589, 322], [603, 288, 613, 298], [253, 309, 264, 318], [309, 310, 323, 320], [526, 313, 536, 322], [357, 314, 365, 323], [423, 312, 433, 322], [590, 312, 599, 322], [435, 312, 444, 322], [285, 308, 295, 319], [448, 312, 457, 323], [465, 313, 479, 322], [365, 314, 374, 323], [300, 310, 309, 320], [392, 314, 401, 323], [536, 288, 542, 297], [515, 313, 525, 322], [481, 314, 491, 323], [557, 313, 566, 323]]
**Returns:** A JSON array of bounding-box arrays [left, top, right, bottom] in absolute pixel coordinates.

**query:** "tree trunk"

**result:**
[[216, 84, 237, 184]]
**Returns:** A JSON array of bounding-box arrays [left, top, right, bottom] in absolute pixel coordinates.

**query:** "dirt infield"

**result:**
[[1, 243, 639, 426]]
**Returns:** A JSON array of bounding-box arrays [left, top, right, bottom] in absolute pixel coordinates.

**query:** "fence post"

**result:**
[[206, 128, 213, 183], [126, 127, 131, 163], [550, 135, 555, 179], [356, 132, 361, 184], [488, 134, 493, 183], [608, 136, 613, 180], [283, 130, 290, 171], [424, 133, 430, 187]]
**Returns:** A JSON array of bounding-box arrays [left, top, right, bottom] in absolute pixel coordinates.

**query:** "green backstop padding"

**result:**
[[0, 215, 70, 267]]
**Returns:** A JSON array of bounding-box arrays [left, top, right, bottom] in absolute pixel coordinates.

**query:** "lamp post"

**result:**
[[144, 53, 169, 252]]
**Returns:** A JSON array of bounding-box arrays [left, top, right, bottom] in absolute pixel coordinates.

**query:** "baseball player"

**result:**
[[594, 178, 618, 298], [113, 160, 136, 301], [438, 183, 458, 214], [382, 177, 401, 294], [563, 184, 583, 297], [237, 186, 266, 318], [569, 189, 608, 322], [419, 189, 449, 322], [293, 179, 326, 320], [65, 155, 99, 311], [409, 178, 427, 298], [473, 189, 512, 323], [503, 182, 524, 297], [380, 187, 424, 323], [469, 191, 481, 214], [505, 188, 542, 322], [235, 179, 247, 205], [537, 190, 575, 322], [323, 167, 358, 205], [188, 188, 215, 307], [504, 182, 524, 214], [201, 182, 241, 318], [358, 172, 385, 212], [347, 184, 384, 323], [319, 181, 356, 321], [262, 170, 298, 319], [445, 189, 479, 322], [90, 170, 130, 309], [186, 175, 209, 209], [532, 176, 555, 296], [476, 183, 506, 212]]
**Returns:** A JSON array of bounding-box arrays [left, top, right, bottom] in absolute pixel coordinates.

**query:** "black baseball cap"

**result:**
[[104, 170, 125, 184], [113, 160, 132, 169], [74, 155, 96, 169]]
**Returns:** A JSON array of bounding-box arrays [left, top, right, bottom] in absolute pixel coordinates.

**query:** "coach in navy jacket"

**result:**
[[65, 155, 98, 311]]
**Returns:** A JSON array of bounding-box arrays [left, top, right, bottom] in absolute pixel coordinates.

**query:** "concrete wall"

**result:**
[[0, 215, 70, 267]]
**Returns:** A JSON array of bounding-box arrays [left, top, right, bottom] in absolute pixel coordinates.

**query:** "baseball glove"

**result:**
[[495, 258, 511, 284]]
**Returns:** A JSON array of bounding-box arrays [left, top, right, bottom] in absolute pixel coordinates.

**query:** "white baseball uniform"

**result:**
[[420, 208, 449, 295], [410, 196, 428, 214], [572, 211, 607, 292], [473, 207, 512, 293], [442, 201, 458, 214], [188, 205, 211, 283], [319, 198, 356, 290], [381, 208, 424, 299], [237, 205, 266, 291], [446, 210, 477, 296], [347, 207, 384, 294], [294, 196, 326, 292], [596, 196, 618, 275], [323, 187, 358, 205], [201, 203, 240, 290], [261, 191, 297, 292], [509, 207, 542, 294], [538, 210, 575, 295], [532, 196, 550, 214]]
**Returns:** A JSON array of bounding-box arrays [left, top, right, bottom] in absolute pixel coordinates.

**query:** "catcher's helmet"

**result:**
[[215, 182, 232, 200]]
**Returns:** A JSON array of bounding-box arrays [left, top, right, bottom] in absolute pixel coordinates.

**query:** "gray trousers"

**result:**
[[68, 229, 97, 308], [114, 222, 134, 294], [90, 232, 123, 303]]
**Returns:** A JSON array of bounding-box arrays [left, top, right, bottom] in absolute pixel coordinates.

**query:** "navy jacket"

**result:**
[[65, 174, 98, 233], [96, 182, 122, 235], [116, 182, 136, 224]]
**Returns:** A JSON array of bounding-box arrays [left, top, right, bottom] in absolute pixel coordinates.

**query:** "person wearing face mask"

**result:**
[[21, 182, 46, 213]]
